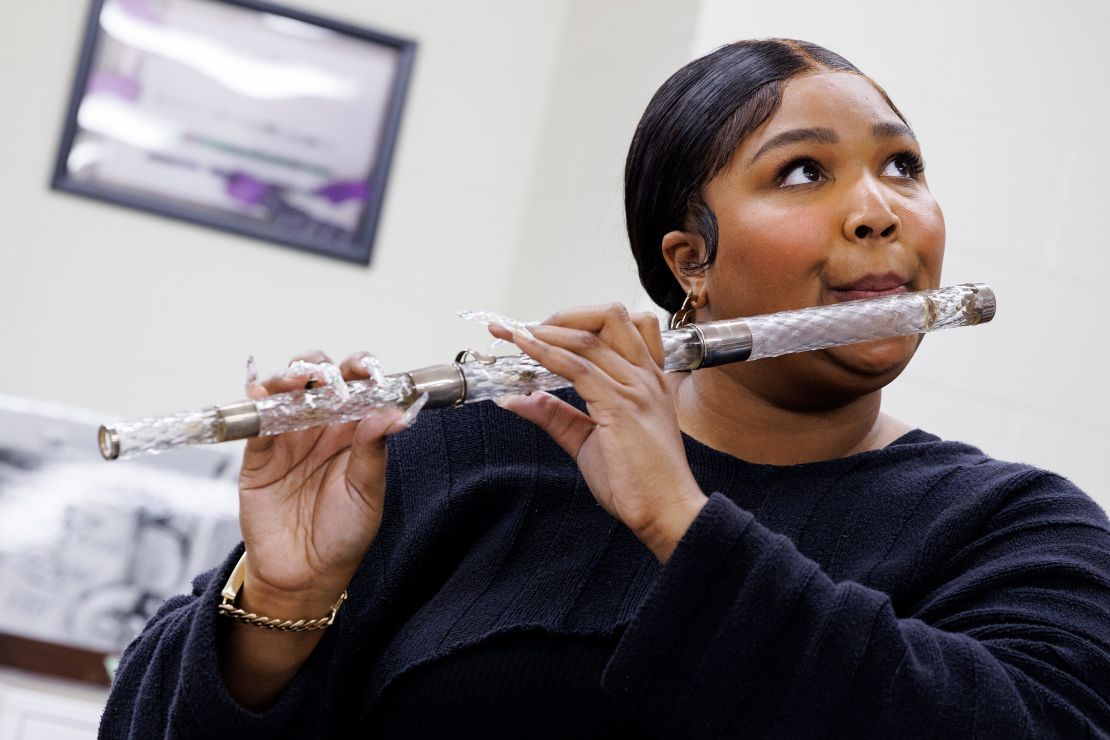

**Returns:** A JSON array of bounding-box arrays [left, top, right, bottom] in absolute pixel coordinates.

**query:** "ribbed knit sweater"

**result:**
[[99, 392, 1110, 738]]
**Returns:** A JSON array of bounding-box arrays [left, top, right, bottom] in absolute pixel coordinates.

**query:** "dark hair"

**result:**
[[625, 39, 901, 313]]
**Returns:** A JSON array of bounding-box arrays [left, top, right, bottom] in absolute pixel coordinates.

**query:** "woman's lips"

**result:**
[[829, 276, 910, 303]]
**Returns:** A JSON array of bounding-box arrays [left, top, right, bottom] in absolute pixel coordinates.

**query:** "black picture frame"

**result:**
[[52, 0, 416, 265]]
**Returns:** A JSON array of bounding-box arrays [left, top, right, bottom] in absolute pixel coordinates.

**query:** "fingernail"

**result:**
[[506, 326, 533, 344], [318, 362, 350, 402], [244, 355, 258, 394], [285, 360, 315, 378], [387, 412, 413, 434], [492, 320, 535, 343], [389, 393, 428, 432], [360, 354, 385, 385], [492, 394, 524, 409]]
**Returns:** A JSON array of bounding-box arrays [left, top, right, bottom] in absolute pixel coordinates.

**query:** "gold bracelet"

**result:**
[[217, 552, 347, 632]]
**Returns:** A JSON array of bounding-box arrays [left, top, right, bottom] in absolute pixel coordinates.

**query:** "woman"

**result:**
[[100, 40, 1110, 738]]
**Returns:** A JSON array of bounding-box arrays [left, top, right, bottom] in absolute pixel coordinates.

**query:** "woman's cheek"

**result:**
[[726, 207, 830, 309], [904, 194, 946, 284]]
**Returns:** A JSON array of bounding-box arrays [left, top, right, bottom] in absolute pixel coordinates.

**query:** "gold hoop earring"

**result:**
[[669, 292, 698, 330]]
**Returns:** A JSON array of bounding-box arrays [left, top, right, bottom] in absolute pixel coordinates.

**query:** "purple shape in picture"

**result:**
[[87, 72, 141, 101], [316, 180, 369, 204], [116, 0, 164, 22], [225, 172, 274, 205]]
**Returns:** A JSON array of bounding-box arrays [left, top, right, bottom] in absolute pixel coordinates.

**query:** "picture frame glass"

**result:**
[[57, 0, 412, 263]]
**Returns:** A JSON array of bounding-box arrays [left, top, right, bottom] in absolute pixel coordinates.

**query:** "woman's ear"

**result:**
[[661, 230, 708, 307]]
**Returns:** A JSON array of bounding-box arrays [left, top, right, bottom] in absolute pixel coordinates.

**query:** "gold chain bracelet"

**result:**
[[217, 552, 347, 632]]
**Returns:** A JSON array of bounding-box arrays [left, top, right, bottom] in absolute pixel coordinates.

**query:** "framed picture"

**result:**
[[52, 0, 416, 264]]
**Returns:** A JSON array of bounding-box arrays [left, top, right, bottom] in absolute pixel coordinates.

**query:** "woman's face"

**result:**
[[677, 71, 945, 406]]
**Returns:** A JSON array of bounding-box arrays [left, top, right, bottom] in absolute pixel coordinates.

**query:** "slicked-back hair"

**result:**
[[624, 39, 902, 313]]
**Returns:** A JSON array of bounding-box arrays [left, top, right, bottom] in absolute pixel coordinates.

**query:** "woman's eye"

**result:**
[[779, 161, 824, 187], [882, 153, 925, 179]]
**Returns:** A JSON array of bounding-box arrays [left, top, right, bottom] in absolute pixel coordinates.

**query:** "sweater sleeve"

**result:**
[[603, 479, 1110, 739], [97, 545, 345, 740]]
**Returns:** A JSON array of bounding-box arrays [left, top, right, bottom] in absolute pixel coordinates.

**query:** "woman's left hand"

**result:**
[[488, 304, 707, 562]]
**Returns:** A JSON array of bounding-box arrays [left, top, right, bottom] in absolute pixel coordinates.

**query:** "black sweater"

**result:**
[[99, 393, 1110, 738]]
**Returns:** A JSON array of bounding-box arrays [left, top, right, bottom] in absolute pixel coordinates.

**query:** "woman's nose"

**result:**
[[844, 178, 900, 243]]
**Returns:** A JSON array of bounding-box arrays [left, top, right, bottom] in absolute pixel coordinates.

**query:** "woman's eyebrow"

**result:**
[[873, 121, 917, 141], [746, 122, 918, 168], [747, 127, 838, 166]]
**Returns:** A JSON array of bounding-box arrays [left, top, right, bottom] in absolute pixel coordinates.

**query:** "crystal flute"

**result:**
[[98, 283, 995, 461]]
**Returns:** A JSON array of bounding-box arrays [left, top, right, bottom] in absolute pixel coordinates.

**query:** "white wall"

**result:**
[[691, 0, 1110, 506], [506, 0, 702, 320], [0, 0, 570, 417]]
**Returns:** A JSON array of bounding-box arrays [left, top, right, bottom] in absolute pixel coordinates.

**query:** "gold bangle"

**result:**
[[217, 552, 347, 632]]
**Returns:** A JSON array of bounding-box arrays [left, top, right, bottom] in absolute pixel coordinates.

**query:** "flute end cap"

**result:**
[[98, 426, 120, 460], [969, 283, 997, 324]]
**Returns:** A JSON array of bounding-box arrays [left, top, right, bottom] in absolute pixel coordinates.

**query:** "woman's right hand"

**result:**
[[235, 350, 411, 616]]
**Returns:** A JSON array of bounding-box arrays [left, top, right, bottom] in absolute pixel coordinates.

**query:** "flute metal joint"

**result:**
[[405, 363, 467, 408], [217, 401, 261, 442], [694, 322, 753, 368], [98, 426, 121, 460]]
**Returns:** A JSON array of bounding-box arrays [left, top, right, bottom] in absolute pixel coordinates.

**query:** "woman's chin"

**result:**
[[823, 336, 919, 379]]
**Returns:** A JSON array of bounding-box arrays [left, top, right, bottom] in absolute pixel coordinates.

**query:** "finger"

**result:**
[[288, 360, 348, 401], [292, 350, 332, 365], [498, 328, 626, 403], [259, 350, 333, 395], [363, 355, 386, 385], [247, 381, 269, 401], [539, 304, 655, 368], [631, 312, 665, 369], [339, 352, 384, 383], [246, 352, 350, 459], [344, 394, 426, 506], [495, 391, 595, 460], [344, 407, 402, 507], [489, 320, 649, 387], [527, 324, 643, 387]]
